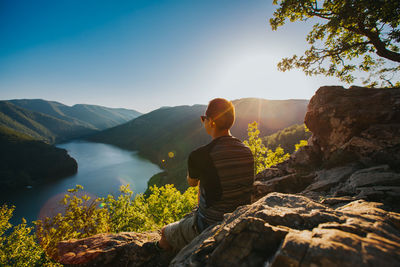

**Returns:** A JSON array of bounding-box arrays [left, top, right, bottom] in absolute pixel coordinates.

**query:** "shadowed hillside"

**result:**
[[231, 98, 308, 138], [0, 99, 142, 143], [0, 126, 77, 190], [9, 99, 142, 130], [0, 101, 94, 143]]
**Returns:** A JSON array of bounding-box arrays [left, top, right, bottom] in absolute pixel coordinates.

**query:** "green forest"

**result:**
[[0, 184, 197, 266], [0, 126, 78, 190], [0, 100, 141, 144], [262, 124, 311, 154]]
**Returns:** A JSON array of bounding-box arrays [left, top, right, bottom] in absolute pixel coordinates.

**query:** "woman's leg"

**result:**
[[158, 226, 173, 250]]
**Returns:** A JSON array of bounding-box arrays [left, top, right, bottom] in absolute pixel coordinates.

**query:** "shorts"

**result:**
[[163, 212, 200, 252]]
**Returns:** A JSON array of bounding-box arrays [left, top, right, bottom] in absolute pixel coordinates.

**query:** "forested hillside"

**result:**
[[0, 99, 142, 143], [9, 99, 141, 130], [262, 124, 311, 154], [89, 98, 308, 190], [231, 98, 308, 137], [0, 126, 78, 190]]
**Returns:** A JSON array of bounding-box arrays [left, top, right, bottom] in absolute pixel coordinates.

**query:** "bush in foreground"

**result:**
[[34, 184, 197, 260]]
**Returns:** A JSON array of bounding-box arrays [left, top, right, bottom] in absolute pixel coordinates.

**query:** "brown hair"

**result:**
[[205, 98, 235, 130]]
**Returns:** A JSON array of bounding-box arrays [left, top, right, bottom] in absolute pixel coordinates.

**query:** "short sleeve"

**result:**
[[187, 150, 201, 179]]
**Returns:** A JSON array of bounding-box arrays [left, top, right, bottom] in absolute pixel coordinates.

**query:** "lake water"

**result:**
[[0, 140, 162, 225]]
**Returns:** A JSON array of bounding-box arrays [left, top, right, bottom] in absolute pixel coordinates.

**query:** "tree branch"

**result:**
[[350, 24, 400, 63]]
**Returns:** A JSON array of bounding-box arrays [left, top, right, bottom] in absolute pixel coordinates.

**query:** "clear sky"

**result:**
[[0, 0, 347, 113]]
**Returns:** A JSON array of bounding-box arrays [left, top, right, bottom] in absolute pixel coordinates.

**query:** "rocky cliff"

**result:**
[[58, 86, 400, 266], [253, 86, 400, 207]]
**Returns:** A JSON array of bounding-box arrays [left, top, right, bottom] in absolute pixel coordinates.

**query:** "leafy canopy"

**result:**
[[271, 0, 400, 87], [0, 205, 60, 266], [263, 124, 311, 154], [244, 121, 290, 174], [34, 184, 198, 259], [1, 183, 198, 265]]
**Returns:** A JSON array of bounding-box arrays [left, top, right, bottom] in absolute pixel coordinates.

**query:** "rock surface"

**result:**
[[171, 193, 400, 266], [254, 86, 400, 208], [56, 86, 400, 266], [58, 232, 160, 266], [304, 86, 400, 163]]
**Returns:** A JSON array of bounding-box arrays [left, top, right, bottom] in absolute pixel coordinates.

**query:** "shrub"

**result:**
[[0, 205, 59, 266], [34, 183, 198, 258], [244, 121, 290, 174]]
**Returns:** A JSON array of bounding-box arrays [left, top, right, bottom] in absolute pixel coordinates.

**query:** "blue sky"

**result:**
[[0, 0, 346, 113]]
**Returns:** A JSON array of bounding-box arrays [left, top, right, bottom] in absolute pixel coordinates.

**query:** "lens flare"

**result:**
[[168, 152, 175, 158]]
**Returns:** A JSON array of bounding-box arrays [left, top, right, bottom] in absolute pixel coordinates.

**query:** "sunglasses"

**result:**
[[200, 115, 209, 123]]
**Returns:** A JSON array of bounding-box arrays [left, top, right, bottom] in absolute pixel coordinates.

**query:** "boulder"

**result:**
[[331, 165, 400, 203], [303, 164, 360, 193], [304, 86, 400, 166], [252, 173, 315, 202], [171, 193, 400, 266], [58, 232, 160, 266]]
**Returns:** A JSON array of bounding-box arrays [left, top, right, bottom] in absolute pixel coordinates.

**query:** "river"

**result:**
[[0, 140, 162, 225]]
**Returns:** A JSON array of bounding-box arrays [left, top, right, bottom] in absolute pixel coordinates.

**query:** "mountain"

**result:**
[[9, 99, 142, 130], [0, 125, 78, 190], [0, 99, 142, 143], [89, 98, 309, 190], [231, 98, 308, 137], [0, 101, 96, 143]]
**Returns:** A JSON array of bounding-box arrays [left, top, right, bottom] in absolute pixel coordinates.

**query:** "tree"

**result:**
[[34, 184, 198, 258], [244, 121, 290, 175], [262, 124, 311, 154], [244, 122, 268, 175], [0, 205, 59, 266], [270, 0, 400, 87], [0, 183, 198, 265]]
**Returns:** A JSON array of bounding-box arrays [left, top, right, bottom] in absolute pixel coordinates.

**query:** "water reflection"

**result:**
[[0, 140, 162, 225]]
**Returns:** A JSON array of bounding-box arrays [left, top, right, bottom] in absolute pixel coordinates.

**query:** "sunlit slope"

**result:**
[[9, 99, 142, 130], [262, 124, 312, 154], [0, 101, 94, 143], [89, 104, 211, 163], [231, 98, 308, 138], [0, 99, 142, 143], [89, 98, 308, 190]]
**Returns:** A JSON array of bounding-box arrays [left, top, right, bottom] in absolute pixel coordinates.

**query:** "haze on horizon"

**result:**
[[0, 0, 347, 113]]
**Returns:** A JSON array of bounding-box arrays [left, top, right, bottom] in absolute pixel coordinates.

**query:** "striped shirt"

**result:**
[[188, 135, 254, 225]]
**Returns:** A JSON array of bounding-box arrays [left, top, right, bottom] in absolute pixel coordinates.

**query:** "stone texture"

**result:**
[[171, 193, 400, 267], [305, 86, 400, 156], [303, 164, 360, 193], [58, 232, 160, 266], [254, 167, 290, 182], [304, 86, 400, 165], [252, 173, 315, 202]]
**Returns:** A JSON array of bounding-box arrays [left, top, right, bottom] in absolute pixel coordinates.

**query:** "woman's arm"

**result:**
[[187, 172, 199, 187]]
